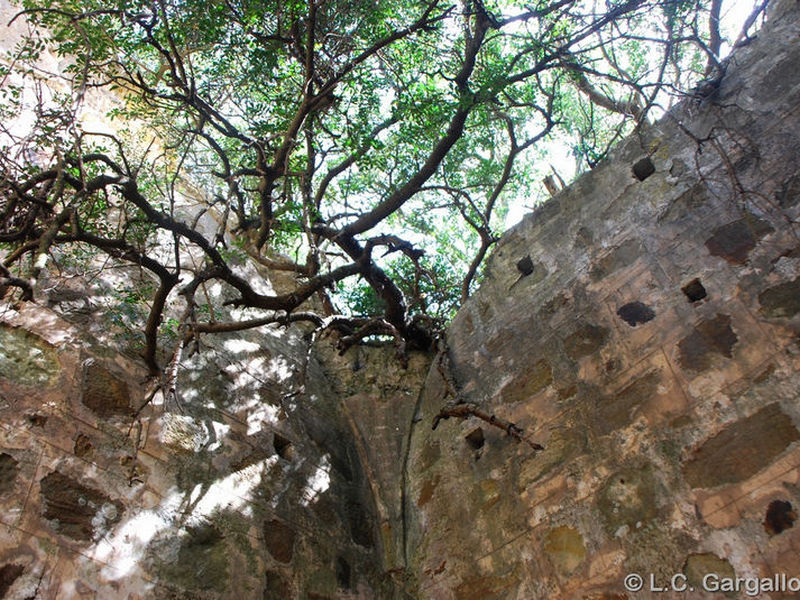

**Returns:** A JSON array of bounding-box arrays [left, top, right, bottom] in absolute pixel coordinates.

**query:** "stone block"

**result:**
[[80, 360, 134, 418], [682, 403, 800, 489]]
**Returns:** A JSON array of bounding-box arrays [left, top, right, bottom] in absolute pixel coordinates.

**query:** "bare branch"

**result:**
[[432, 402, 544, 450], [0, 264, 34, 301]]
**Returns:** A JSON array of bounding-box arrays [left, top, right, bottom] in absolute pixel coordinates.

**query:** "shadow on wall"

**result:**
[[0, 305, 385, 599]]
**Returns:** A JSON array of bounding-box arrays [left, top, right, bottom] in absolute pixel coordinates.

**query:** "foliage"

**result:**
[[0, 0, 761, 371]]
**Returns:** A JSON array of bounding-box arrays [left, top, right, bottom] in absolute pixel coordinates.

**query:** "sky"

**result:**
[[503, 0, 764, 229]]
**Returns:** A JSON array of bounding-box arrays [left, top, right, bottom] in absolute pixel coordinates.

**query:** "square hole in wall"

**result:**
[[682, 278, 707, 303]]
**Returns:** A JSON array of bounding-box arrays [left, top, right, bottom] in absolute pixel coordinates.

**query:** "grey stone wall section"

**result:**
[[404, 1, 800, 597]]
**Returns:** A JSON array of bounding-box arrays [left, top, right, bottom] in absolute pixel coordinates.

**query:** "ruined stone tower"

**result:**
[[1, 0, 800, 598]]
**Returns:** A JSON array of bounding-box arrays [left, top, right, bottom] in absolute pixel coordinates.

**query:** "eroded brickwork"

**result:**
[[0, 305, 429, 599], [403, 1, 800, 597]]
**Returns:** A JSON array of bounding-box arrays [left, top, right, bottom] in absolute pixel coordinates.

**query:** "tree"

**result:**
[[0, 0, 764, 375]]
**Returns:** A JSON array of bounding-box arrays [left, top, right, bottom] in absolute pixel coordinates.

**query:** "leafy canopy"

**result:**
[[0, 0, 760, 371]]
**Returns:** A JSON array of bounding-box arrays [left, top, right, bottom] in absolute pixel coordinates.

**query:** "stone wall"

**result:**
[[0, 302, 429, 599], [2, 0, 800, 598], [403, 1, 800, 597], [0, 2, 433, 594]]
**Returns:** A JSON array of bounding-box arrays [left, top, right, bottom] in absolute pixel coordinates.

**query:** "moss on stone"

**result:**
[[544, 526, 586, 575], [453, 570, 520, 600], [159, 524, 230, 592], [0, 325, 60, 387], [624, 521, 695, 584], [305, 567, 339, 598], [597, 465, 661, 534], [417, 439, 441, 472], [519, 426, 587, 488], [683, 553, 735, 591]]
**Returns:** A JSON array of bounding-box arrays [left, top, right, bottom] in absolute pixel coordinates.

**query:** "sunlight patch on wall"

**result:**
[[301, 454, 331, 506], [93, 503, 177, 578], [246, 402, 280, 436], [93, 454, 277, 582], [222, 338, 262, 354], [192, 458, 277, 518]]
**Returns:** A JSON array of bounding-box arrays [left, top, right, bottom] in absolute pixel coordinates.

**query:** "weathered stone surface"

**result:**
[[759, 276, 800, 318], [0, 325, 59, 387], [538, 292, 570, 321], [519, 426, 586, 487], [590, 240, 642, 281], [704, 217, 773, 264], [80, 359, 134, 417], [160, 524, 230, 592], [593, 371, 661, 436], [597, 466, 661, 533], [776, 173, 800, 207], [263, 570, 291, 600], [73, 433, 93, 458], [677, 314, 738, 372], [416, 474, 439, 507], [500, 359, 552, 403], [660, 183, 708, 223], [563, 323, 609, 360], [544, 526, 586, 575], [39, 471, 122, 541], [683, 403, 799, 489], [417, 438, 441, 472], [0, 453, 19, 494], [404, 5, 800, 596], [683, 553, 735, 590], [0, 295, 409, 599], [263, 519, 296, 563]]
